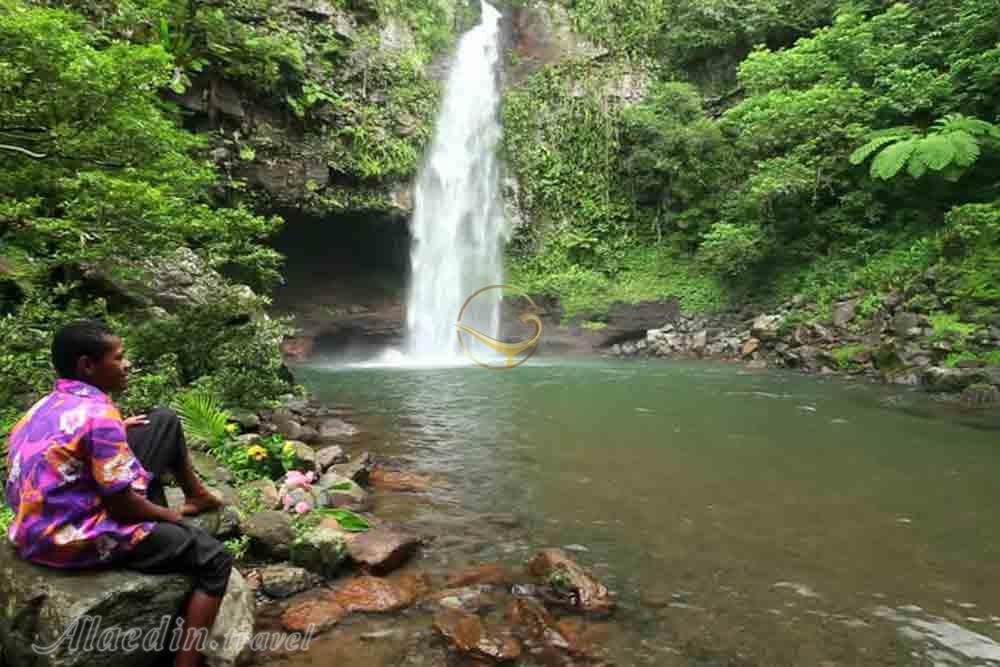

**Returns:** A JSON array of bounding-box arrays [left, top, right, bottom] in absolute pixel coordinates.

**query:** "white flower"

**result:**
[[58, 407, 88, 435], [53, 523, 88, 546]]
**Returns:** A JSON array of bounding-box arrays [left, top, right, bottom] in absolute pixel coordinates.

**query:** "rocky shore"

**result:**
[[0, 393, 620, 667], [593, 286, 1000, 407]]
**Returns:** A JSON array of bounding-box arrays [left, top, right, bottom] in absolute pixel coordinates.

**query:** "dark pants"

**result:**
[[121, 408, 233, 597]]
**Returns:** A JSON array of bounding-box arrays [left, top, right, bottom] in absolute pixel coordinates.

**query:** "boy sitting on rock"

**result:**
[[5, 320, 233, 667]]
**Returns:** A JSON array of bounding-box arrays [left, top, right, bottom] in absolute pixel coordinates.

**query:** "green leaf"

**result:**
[[317, 508, 370, 532], [918, 133, 957, 171], [174, 391, 231, 449], [849, 135, 904, 165], [871, 139, 918, 180]]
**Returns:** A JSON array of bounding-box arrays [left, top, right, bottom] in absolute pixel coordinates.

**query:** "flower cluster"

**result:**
[[280, 470, 316, 515]]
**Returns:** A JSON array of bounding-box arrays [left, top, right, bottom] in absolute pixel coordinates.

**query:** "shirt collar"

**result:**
[[53, 379, 111, 404]]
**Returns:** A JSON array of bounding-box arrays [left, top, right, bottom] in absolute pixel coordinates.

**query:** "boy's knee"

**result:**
[[148, 407, 180, 426], [199, 548, 234, 597]]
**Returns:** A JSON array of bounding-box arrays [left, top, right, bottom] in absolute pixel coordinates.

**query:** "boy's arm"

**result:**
[[104, 488, 183, 524], [88, 412, 182, 524]]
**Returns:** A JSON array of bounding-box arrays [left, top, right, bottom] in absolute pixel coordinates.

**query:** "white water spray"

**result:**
[[405, 1, 507, 362]]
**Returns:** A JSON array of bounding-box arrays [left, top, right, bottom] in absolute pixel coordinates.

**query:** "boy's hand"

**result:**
[[123, 415, 149, 428], [162, 509, 185, 524]]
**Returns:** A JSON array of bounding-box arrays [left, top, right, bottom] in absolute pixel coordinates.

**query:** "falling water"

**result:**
[[405, 1, 507, 361]]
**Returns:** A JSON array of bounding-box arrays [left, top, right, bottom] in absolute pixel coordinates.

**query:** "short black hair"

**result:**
[[51, 320, 116, 379]]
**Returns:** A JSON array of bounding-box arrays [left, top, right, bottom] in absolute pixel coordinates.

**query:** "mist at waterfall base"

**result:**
[[341, 2, 509, 370]]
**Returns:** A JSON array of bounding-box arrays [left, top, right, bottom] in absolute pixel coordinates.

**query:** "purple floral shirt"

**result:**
[[5, 379, 154, 567]]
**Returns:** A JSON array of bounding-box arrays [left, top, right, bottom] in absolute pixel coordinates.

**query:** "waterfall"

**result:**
[[405, 1, 507, 362]]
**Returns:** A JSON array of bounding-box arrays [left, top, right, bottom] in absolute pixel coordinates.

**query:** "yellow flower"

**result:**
[[225, 423, 238, 434], [282, 442, 294, 455], [247, 445, 268, 461]]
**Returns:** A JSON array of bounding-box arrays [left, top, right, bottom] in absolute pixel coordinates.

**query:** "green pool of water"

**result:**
[[292, 359, 1000, 665]]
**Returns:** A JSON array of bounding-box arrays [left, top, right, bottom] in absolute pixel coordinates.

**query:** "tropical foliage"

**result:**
[[504, 0, 1000, 325]]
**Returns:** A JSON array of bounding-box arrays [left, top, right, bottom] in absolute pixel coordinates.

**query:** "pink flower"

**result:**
[[282, 495, 292, 511], [295, 501, 310, 514], [305, 471, 315, 484]]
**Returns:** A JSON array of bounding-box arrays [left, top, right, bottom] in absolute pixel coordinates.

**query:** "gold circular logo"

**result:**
[[456, 285, 543, 370]]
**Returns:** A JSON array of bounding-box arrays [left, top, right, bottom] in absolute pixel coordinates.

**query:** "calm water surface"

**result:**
[[287, 359, 1000, 666]]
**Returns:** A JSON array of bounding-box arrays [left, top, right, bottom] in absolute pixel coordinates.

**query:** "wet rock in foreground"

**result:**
[[527, 548, 615, 616], [347, 524, 422, 574], [279, 596, 348, 634], [445, 563, 516, 588], [329, 576, 415, 612], [433, 607, 522, 663]]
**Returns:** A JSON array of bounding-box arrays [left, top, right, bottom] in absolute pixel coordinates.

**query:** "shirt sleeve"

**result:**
[[87, 412, 141, 496]]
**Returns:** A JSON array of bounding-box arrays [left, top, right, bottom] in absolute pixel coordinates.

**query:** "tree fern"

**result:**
[[852, 114, 998, 181], [174, 391, 232, 450], [870, 138, 918, 179], [849, 134, 907, 166]]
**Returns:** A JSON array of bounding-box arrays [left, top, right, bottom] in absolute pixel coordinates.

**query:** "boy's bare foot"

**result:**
[[180, 490, 224, 515]]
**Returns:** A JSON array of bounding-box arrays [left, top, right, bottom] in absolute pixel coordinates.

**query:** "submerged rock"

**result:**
[[527, 548, 615, 616], [445, 563, 515, 588], [369, 469, 438, 492], [433, 608, 522, 663], [329, 576, 415, 612], [427, 585, 502, 614], [280, 596, 348, 634], [505, 597, 573, 652], [317, 417, 359, 443]]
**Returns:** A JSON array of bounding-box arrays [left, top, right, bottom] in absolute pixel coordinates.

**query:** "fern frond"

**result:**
[[907, 149, 929, 178], [917, 133, 957, 171], [850, 135, 902, 165], [948, 131, 980, 168], [934, 113, 996, 137], [174, 391, 231, 450], [871, 138, 918, 180]]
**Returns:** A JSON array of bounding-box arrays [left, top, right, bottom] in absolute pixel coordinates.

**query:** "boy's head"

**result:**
[[51, 320, 130, 393]]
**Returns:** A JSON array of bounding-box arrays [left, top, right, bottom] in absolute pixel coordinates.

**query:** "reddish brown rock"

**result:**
[[394, 571, 435, 601], [433, 608, 522, 663], [505, 597, 572, 651], [426, 585, 501, 613], [445, 563, 515, 588], [280, 597, 347, 633], [329, 576, 415, 613], [347, 525, 421, 574], [369, 469, 439, 492], [527, 548, 615, 616]]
